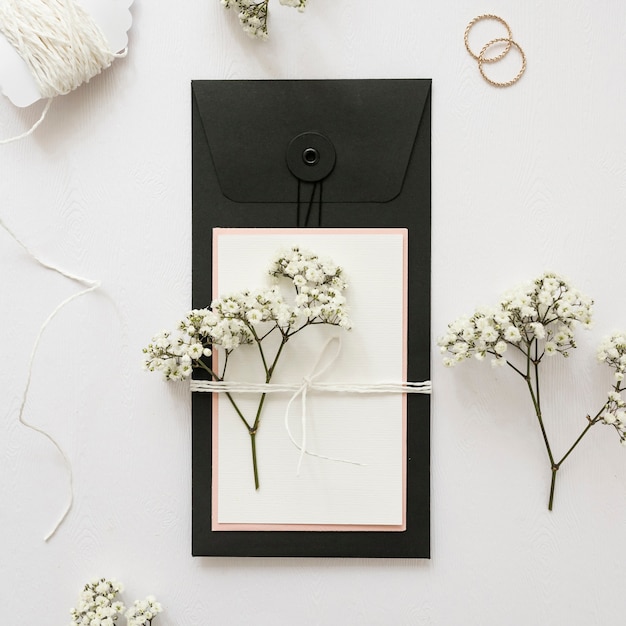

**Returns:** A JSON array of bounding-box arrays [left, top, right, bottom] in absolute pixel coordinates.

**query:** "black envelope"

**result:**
[[191, 79, 431, 557]]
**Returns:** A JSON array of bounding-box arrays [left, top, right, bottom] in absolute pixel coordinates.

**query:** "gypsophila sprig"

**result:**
[[70, 579, 163, 626], [143, 246, 351, 489], [437, 271, 622, 511], [269, 247, 352, 330], [220, 0, 307, 39], [597, 333, 626, 445], [439, 272, 593, 370], [125, 596, 163, 626], [69, 578, 124, 626]]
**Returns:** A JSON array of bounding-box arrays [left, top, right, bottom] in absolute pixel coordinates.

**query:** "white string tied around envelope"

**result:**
[[190, 336, 432, 474], [0, 218, 100, 541], [0, 0, 128, 144]]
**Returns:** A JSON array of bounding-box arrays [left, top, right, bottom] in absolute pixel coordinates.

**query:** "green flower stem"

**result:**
[[198, 319, 340, 490], [197, 329, 290, 491], [245, 336, 289, 489], [548, 420, 596, 510], [507, 340, 561, 508], [225, 391, 253, 431], [525, 362, 561, 511], [196, 360, 253, 430], [555, 420, 595, 468], [548, 467, 558, 511], [526, 346, 561, 510], [533, 358, 555, 466], [196, 359, 219, 382], [248, 325, 270, 377], [525, 373, 555, 467], [250, 430, 260, 490], [506, 340, 608, 510], [521, 341, 555, 467], [266, 335, 288, 381], [243, 391, 268, 491]]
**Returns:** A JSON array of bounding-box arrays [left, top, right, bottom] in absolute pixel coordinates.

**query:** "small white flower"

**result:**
[[125, 596, 163, 626], [504, 326, 522, 343], [475, 316, 491, 331], [246, 308, 263, 325], [544, 342, 557, 356], [608, 390, 621, 403], [530, 322, 546, 339], [604, 412, 617, 425], [480, 326, 498, 342], [493, 310, 510, 325], [187, 343, 204, 359], [537, 290, 553, 306], [223, 299, 240, 314], [450, 342, 468, 355], [461, 327, 476, 341]]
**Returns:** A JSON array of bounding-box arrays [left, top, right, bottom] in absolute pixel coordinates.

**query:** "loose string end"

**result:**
[[0, 97, 52, 145], [43, 464, 74, 542], [2, 219, 99, 540]]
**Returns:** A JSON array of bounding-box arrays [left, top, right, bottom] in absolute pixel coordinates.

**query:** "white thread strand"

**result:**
[[190, 380, 433, 394], [290, 336, 340, 472], [0, 97, 51, 145], [189, 337, 432, 474], [0, 217, 100, 541], [0, 0, 127, 142]]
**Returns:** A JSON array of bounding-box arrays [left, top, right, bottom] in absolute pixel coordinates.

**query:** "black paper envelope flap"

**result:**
[[193, 79, 430, 204]]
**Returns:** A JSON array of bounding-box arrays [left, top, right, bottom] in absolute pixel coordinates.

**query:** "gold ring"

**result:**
[[478, 38, 527, 87], [464, 14, 512, 62]]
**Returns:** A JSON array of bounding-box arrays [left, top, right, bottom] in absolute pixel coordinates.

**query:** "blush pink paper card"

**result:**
[[211, 228, 407, 531]]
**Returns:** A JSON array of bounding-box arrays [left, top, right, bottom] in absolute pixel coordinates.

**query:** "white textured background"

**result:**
[[1, 1, 625, 624]]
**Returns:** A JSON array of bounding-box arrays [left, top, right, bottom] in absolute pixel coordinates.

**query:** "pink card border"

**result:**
[[211, 228, 408, 532]]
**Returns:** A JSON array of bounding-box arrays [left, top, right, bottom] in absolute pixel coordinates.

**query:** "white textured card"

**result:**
[[212, 228, 407, 530]]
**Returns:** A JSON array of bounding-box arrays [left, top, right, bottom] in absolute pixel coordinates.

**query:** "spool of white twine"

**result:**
[[0, 0, 128, 143]]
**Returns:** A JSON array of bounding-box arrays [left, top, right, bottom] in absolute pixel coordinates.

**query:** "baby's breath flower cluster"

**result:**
[[70, 579, 163, 626], [597, 333, 626, 445], [211, 287, 290, 336], [438, 272, 593, 369], [125, 596, 163, 626], [437, 271, 626, 510], [269, 247, 351, 329], [144, 247, 351, 382], [69, 578, 124, 626], [220, 0, 307, 39], [143, 246, 351, 489]]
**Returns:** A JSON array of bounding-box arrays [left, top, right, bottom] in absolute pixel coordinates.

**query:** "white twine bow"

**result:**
[[1, 217, 100, 540], [283, 336, 358, 474], [190, 336, 432, 474]]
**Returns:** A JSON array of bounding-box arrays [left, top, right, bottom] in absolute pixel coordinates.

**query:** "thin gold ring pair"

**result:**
[[464, 15, 526, 87]]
